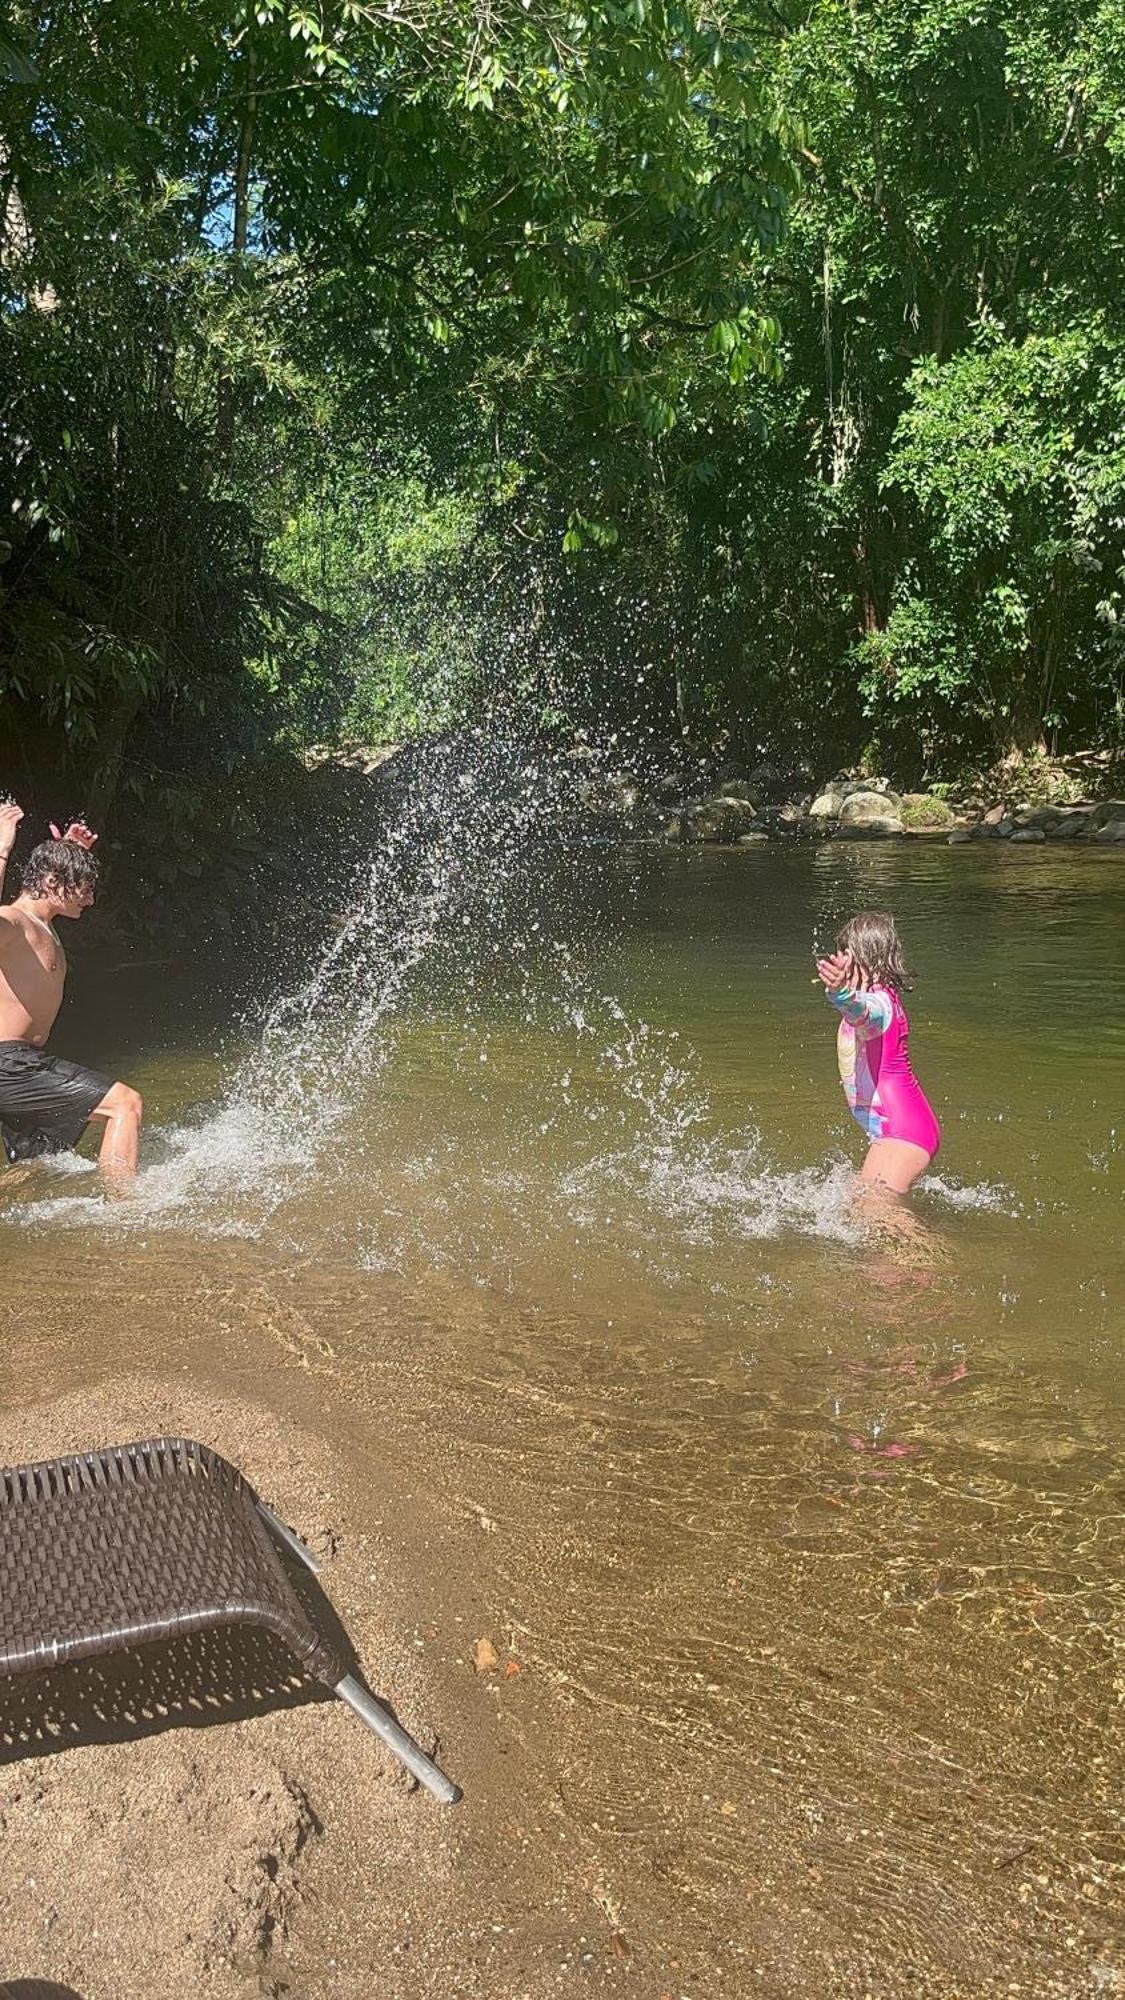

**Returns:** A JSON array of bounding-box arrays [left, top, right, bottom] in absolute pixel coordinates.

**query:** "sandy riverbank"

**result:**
[[0, 1375, 453, 2000]]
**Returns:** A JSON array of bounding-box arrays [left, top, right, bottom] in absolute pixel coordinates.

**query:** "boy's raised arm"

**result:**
[[0, 800, 24, 904]]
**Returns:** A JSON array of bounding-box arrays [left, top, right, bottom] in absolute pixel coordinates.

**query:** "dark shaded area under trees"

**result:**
[[2, 0, 1124, 900]]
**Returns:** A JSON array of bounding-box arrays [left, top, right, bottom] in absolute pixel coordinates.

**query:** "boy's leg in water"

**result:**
[[88, 1080, 144, 1182], [859, 1137, 932, 1196], [0, 1158, 45, 1204]]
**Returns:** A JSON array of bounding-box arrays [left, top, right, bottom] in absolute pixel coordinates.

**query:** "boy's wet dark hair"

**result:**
[[836, 910, 912, 990], [21, 838, 100, 899]]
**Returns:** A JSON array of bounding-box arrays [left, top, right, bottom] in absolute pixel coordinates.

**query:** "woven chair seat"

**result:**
[[0, 1436, 342, 1685], [0, 1436, 458, 1803]]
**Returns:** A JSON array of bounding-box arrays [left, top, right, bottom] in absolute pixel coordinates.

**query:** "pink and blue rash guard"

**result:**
[[827, 983, 941, 1157]]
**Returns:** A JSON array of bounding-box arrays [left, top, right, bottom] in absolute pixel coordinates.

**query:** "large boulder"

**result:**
[[1015, 806, 1064, 832], [838, 790, 905, 834], [1093, 817, 1125, 844], [1090, 799, 1125, 832], [1050, 809, 1093, 839], [808, 788, 844, 819], [675, 795, 761, 843], [1010, 827, 1046, 844], [841, 777, 903, 812]]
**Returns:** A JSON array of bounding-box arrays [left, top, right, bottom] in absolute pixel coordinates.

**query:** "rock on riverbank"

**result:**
[[946, 797, 1125, 845], [301, 734, 1125, 851], [659, 763, 1125, 848]]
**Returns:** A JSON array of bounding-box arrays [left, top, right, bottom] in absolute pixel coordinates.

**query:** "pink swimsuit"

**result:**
[[827, 983, 940, 1157]]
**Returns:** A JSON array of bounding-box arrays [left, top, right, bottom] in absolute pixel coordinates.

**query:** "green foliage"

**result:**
[[249, 463, 488, 742], [0, 0, 799, 806], [3, 0, 1125, 818], [0, 176, 295, 799], [863, 327, 1125, 753], [899, 792, 955, 828], [565, 0, 1125, 770], [851, 599, 968, 766]]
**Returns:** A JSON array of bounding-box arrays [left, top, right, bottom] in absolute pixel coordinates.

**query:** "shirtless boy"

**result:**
[[0, 801, 143, 1177]]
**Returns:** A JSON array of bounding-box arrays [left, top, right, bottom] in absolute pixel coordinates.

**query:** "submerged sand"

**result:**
[[0, 1237, 1121, 2000]]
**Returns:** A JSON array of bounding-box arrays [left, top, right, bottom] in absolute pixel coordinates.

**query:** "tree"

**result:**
[[1, 0, 799, 792], [859, 326, 1125, 758]]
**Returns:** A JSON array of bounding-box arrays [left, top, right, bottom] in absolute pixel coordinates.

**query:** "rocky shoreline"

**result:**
[[663, 773, 1125, 847], [302, 734, 1125, 852]]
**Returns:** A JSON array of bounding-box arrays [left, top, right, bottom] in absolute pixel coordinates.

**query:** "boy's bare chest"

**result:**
[[25, 920, 65, 979], [4, 924, 66, 1001]]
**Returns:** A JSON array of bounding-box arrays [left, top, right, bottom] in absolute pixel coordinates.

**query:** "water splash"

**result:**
[[921, 1174, 1019, 1215], [9, 733, 684, 1241], [3, 734, 1008, 1277]]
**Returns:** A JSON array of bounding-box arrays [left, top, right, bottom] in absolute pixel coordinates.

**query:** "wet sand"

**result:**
[[2, 1238, 1121, 2000]]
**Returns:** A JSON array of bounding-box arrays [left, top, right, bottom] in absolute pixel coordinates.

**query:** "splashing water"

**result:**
[[13, 734, 713, 1238], [6, 734, 997, 1275], [920, 1173, 1020, 1216]]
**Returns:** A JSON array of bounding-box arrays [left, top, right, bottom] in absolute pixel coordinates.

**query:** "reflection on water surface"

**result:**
[[2, 831, 1122, 1993]]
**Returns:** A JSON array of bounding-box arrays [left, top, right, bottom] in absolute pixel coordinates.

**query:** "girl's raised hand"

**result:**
[[816, 950, 858, 990]]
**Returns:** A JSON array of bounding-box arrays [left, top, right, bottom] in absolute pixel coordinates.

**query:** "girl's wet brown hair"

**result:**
[[835, 911, 912, 991]]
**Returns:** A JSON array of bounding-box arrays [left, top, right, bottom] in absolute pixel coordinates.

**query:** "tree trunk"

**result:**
[[0, 139, 57, 310], [997, 702, 1048, 760], [854, 539, 880, 634], [998, 622, 1057, 759]]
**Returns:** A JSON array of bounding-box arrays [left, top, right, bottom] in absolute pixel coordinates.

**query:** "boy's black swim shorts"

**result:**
[[0, 1041, 112, 1162]]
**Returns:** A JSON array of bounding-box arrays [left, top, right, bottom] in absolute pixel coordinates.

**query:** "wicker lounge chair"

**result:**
[[0, 1435, 459, 1803]]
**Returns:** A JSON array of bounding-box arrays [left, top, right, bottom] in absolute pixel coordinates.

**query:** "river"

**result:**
[[1, 800, 1122, 1998]]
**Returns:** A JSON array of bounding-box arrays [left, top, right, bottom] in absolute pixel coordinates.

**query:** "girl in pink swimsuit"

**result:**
[[815, 911, 940, 1194]]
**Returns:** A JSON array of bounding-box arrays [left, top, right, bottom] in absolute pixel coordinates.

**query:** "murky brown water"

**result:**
[[1, 840, 1122, 1995]]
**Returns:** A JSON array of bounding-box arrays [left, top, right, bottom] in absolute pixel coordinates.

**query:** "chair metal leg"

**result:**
[[258, 1498, 322, 1574], [334, 1673, 461, 1804]]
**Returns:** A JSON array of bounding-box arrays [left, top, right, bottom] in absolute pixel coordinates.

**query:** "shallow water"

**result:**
[[9, 840, 1122, 1381], [2, 829, 1123, 1991]]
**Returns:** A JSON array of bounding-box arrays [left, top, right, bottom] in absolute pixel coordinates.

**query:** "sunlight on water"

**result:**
[[4, 738, 1118, 1369], [9, 735, 901, 1267], [6, 732, 1048, 1312], [2, 745, 1120, 2000]]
